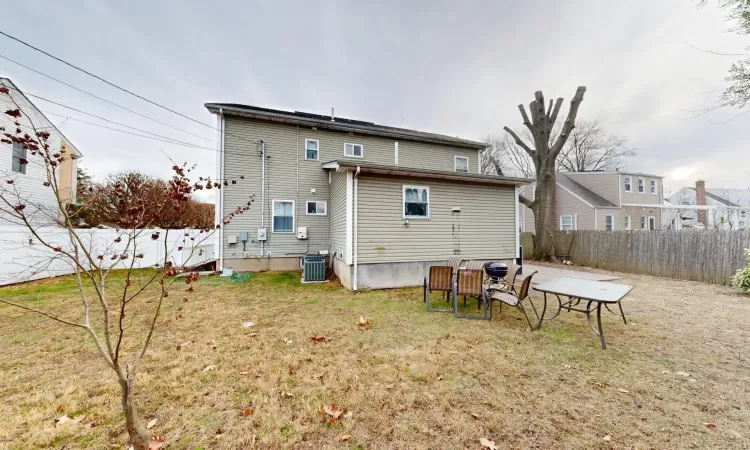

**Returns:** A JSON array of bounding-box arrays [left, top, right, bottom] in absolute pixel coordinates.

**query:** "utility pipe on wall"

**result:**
[[353, 165, 360, 291], [260, 140, 265, 257]]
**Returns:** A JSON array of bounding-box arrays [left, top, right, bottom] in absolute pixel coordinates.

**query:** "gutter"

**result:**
[[353, 166, 360, 291]]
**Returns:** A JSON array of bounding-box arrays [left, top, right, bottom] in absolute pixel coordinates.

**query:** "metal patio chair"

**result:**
[[424, 265, 454, 313], [454, 268, 488, 320], [493, 264, 523, 295], [488, 271, 542, 330]]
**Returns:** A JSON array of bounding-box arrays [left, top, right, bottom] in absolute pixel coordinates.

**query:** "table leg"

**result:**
[[618, 301, 627, 325], [597, 302, 606, 350]]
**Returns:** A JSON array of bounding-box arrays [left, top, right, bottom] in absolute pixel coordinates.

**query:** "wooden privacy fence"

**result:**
[[550, 230, 750, 285]]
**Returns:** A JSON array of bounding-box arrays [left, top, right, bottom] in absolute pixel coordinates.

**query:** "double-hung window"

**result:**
[[624, 176, 632, 192], [560, 215, 573, 231], [12, 142, 26, 174], [605, 215, 614, 232], [650, 180, 657, 195], [272, 200, 294, 232], [305, 139, 319, 161], [640, 216, 646, 230], [403, 185, 429, 218], [624, 215, 631, 230], [306, 200, 327, 215], [454, 156, 469, 173], [638, 177, 645, 193], [344, 143, 363, 158]]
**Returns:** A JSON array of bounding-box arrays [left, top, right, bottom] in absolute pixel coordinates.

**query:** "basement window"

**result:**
[[403, 185, 429, 218]]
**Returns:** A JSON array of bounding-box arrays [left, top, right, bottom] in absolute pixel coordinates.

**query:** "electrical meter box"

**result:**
[[296, 227, 308, 240], [257, 228, 267, 241]]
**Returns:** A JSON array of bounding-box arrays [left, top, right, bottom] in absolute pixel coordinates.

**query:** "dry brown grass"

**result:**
[[0, 267, 749, 449]]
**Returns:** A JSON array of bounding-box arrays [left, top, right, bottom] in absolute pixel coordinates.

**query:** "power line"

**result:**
[[23, 90, 212, 149], [0, 53, 211, 142]]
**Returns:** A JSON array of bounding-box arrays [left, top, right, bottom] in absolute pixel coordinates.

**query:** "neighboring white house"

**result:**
[[0, 78, 82, 225], [667, 180, 750, 230]]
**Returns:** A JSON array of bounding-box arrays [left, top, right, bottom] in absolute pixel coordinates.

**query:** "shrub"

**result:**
[[731, 248, 750, 291]]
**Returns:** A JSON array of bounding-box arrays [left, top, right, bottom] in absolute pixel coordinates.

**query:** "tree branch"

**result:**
[[551, 87, 587, 155], [503, 126, 535, 158], [518, 194, 536, 209]]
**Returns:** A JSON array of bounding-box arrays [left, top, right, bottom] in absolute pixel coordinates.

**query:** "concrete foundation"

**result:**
[[332, 257, 353, 290], [351, 259, 514, 290], [223, 256, 301, 272]]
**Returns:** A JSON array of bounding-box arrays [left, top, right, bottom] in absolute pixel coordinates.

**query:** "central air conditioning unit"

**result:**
[[302, 254, 325, 282]]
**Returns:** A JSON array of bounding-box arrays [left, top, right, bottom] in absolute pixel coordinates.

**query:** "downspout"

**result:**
[[296, 126, 300, 252], [260, 140, 265, 257], [594, 207, 598, 229], [216, 108, 225, 271], [353, 166, 360, 291]]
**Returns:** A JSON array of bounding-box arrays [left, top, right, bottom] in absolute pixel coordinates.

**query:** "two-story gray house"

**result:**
[[519, 171, 664, 232], [206, 104, 528, 290]]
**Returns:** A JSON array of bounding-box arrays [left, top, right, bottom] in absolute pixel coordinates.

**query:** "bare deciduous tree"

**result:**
[[556, 120, 635, 172], [482, 133, 535, 178], [503, 87, 586, 262], [0, 87, 252, 449]]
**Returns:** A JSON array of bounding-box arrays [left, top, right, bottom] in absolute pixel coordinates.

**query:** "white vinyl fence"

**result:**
[[0, 225, 214, 286]]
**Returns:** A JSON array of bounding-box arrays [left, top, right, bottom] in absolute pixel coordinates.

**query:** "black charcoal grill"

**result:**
[[484, 262, 508, 284]]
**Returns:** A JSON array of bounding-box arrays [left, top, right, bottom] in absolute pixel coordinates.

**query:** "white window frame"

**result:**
[[271, 199, 295, 233], [454, 155, 469, 173], [305, 200, 327, 216], [344, 143, 363, 158], [648, 215, 656, 231], [650, 179, 657, 195], [638, 177, 645, 193], [624, 176, 632, 193], [624, 215, 631, 230], [605, 214, 614, 232], [11, 142, 26, 174], [304, 138, 319, 161], [402, 185, 430, 219], [560, 215, 573, 231], [640, 216, 646, 230]]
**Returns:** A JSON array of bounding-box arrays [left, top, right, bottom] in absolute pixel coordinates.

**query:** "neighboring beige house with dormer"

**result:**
[[206, 103, 529, 290], [519, 171, 664, 232], [0, 78, 82, 225]]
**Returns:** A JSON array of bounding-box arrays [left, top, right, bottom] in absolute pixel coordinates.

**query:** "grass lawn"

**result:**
[[0, 267, 748, 449]]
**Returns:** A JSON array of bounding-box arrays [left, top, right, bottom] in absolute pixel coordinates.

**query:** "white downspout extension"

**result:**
[[216, 109, 225, 271], [260, 140, 265, 257], [353, 166, 360, 291]]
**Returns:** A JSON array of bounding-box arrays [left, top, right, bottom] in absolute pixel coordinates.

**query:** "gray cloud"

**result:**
[[1, 0, 747, 201]]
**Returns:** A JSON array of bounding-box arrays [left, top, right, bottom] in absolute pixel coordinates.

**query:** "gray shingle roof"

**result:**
[[556, 173, 616, 207]]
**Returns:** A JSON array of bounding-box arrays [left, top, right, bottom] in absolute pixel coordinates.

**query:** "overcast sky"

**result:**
[[1, 0, 748, 201]]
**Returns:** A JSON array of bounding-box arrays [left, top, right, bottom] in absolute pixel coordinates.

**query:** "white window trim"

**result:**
[[638, 177, 645, 193], [650, 179, 657, 195], [560, 215, 573, 231], [625, 215, 631, 230], [454, 155, 469, 173], [624, 176, 632, 193], [402, 185, 430, 219], [271, 199, 295, 233], [640, 216, 646, 230], [304, 138, 319, 161], [305, 200, 327, 216], [648, 215, 656, 230], [605, 214, 614, 232], [344, 143, 364, 158]]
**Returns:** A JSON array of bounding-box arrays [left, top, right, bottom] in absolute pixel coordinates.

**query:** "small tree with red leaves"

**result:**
[[0, 86, 253, 449]]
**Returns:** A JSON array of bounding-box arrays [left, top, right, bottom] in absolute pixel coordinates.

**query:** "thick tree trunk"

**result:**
[[532, 166, 557, 262], [121, 379, 149, 449]]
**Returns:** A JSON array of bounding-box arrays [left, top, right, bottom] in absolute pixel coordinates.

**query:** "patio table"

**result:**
[[533, 278, 632, 349]]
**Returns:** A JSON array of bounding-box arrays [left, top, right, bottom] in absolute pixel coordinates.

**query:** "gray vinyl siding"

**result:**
[[356, 176, 517, 263], [601, 207, 662, 231], [563, 173, 620, 206], [555, 186, 595, 229], [397, 140, 478, 173], [328, 171, 348, 261], [620, 174, 663, 205], [519, 184, 535, 232]]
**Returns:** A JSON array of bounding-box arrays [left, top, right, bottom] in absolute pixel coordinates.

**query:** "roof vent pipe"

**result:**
[[331, 107, 335, 122]]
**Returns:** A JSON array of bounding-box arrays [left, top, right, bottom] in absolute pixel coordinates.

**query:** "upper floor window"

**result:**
[[560, 215, 573, 231], [624, 176, 632, 192], [306, 200, 327, 215], [12, 142, 26, 174], [272, 200, 294, 233], [638, 177, 645, 193], [454, 156, 469, 173], [305, 139, 319, 161], [403, 185, 429, 218], [650, 180, 657, 195], [344, 143, 363, 158]]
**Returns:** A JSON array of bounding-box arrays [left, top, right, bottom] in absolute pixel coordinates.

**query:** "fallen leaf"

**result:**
[[358, 316, 371, 329], [149, 436, 166, 450], [323, 403, 344, 419], [54, 415, 83, 427], [437, 375, 443, 381], [471, 413, 480, 420], [280, 391, 295, 399], [343, 411, 353, 419], [479, 437, 498, 450], [242, 321, 256, 328], [676, 371, 690, 378], [385, 383, 395, 390], [216, 427, 224, 435], [618, 388, 630, 394], [603, 434, 612, 442], [176, 340, 192, 351], [203, 365, 217, 372], [241, 408, 255, 416], [284, 339, 293, 345], [704, 422, 716, 429], [146, 418, 157, 429], [340, 434, 352, 441], [311, 336, 329, 343]]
